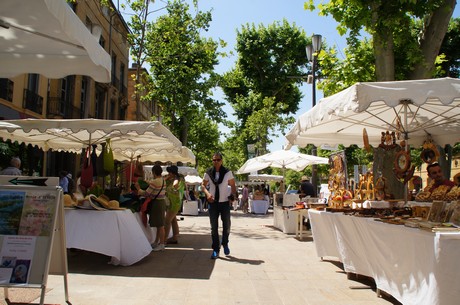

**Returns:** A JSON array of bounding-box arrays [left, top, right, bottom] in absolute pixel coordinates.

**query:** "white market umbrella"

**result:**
[[0, 0, 111, 82], [113, 146, 196, 164], [248, 174, 284, 182], [184, 175, 202, 185], [114, 146, 196, 186], [143, 166, 199, 181], [0, 119, 184, 187], [285, 77, 460, 149], [0, 119, 183, 154], [237, 150, 328, 176]]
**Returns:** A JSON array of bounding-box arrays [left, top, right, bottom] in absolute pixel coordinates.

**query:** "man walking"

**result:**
[[202, 152, 237, 259]]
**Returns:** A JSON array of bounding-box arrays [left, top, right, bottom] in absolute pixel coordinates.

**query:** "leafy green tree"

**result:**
[[438, 17, 460, 78], [145, 0, 224, 144], [306, 0, 456, 80], [220, 20, 309, 162], [125, 0, 226, 168], [123, 0, 156, 120]]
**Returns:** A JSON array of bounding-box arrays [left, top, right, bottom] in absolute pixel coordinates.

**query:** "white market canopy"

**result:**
[[143, 166, 200, 182], [0, 119, 183, 155], [184, 175, 202, 185], [0, 0, 111, 82], [237, 150, 328, 174], [248, 174, 284, 182], [285, 78, 460, 149], [113, 146, 196, 165]]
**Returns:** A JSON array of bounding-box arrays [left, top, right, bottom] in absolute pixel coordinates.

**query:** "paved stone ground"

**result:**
[[4, 209, 401, 305]]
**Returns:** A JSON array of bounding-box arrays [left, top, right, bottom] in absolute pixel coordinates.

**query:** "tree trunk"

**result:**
[[180, 115, 189, 146], [410, 0, 456, 79], [371, 3, 395, 81]]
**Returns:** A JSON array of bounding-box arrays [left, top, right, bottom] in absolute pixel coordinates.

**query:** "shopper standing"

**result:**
[[0, 157, 22, 176], [164, 165, 185, 245]]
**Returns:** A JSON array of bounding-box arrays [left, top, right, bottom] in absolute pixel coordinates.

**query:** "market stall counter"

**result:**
[[65, 209, 152, 266], [273, 206, 298, 234], [249, 196, 270, 214], [308, 209, 460, 305]]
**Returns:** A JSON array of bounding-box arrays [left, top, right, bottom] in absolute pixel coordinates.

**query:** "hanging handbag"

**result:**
[[134, 155, 144, 178], [96, 142, 106, 177], [80, 146, 93, 188], [103, 139, 115, 173], [90, 144, 98, 177]]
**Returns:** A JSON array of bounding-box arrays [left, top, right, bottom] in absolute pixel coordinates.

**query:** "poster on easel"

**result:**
[[0, 184, 68, 304], [0, 236, 36, 284]]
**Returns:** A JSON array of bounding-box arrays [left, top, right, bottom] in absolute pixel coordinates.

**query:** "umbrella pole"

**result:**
[[129, 157, 134, 187], [404, 102, 409, 204]]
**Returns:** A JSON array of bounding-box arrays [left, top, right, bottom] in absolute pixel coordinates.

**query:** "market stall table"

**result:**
[[308, 209, 460, 305], [249, 199, 269, 214], [182, 200, 199, 215], [65, 209, 152, 266], [273, 206, 299, 234]]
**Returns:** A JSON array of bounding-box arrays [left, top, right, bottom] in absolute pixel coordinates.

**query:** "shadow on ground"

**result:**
[[321, 259, 402, 305]]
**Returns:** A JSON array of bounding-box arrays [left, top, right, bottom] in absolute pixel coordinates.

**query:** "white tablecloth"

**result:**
[[132, 212, 172, 243], [308, 210, 460, 305], [249, 199, 269, 214], [182, 200, 199, 215], [273, 206, 298, 234], [65, 209, 152, 266]]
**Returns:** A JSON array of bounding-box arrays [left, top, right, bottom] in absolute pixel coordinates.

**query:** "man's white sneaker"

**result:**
[[152, 244, 165, 252]]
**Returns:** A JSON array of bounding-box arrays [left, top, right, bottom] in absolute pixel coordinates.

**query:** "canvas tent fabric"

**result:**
[[285, 78, 460, 149], [237, 150, 328, 175], [248, 174, 284, 182], [0, 119, 183, 154], [0, 0, 111, 82], [113, 146, 196, 165]]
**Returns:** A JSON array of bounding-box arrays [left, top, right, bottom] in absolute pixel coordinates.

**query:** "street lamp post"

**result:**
[[306, 34, 322, 192]]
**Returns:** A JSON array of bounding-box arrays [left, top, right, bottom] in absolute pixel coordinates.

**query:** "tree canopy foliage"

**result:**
[[124, 0, 226, 171], [306, 0, 456, 81], [220, 20, 310, 158]]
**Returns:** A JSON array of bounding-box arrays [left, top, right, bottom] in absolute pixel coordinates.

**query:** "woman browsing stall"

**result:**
[[164, 165, 185, 245], [136, 164, 167, 251]]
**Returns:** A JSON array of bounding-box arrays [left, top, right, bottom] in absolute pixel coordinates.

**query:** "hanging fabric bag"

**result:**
[[81, 146, 93, 188], [103, 139, 115, 174], [134, 155, 144, 178], [90, 144, 98, 178], [96, 142, 106, 177]]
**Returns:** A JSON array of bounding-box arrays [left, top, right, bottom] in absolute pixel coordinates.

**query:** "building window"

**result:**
[[80, 76, 89, 118], [111, 54, 118, 88], [0, 78, 14, 102], [120, 63, 125, 94], [23, 74, 43, 114], [95, 86, 106, 119], [100, 36, 106, 49], [28, 74, 39, 94], [110, 99, 116, 120]]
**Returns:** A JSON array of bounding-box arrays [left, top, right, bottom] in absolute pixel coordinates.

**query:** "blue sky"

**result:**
[[121, 0, 459, 154], [192, 0, 348, 153]]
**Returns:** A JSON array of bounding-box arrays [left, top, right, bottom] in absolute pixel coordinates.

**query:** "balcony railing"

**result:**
[[111, 75, 120, 90], [23, 89, 43, 114], [47, 96, 83, 119], [121, 84, 127, 96], [0, 78, 14, 102]]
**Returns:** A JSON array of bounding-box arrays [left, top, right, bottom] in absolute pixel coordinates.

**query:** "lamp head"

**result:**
[[305, 44, 313, 62], [312, 34, 322, 52]]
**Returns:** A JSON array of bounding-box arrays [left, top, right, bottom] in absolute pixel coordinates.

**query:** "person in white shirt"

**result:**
[[202, 152, 237, 259]]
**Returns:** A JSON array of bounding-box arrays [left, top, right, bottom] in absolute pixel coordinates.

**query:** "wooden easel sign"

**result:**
[[0, 185, 69, 305]]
